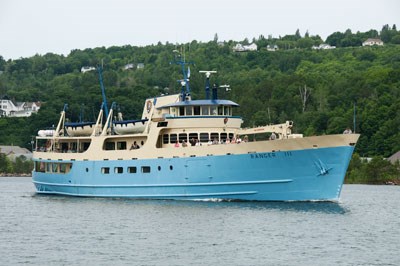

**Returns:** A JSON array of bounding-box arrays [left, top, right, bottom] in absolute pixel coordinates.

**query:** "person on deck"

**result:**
[[343, 128, 352, 134]]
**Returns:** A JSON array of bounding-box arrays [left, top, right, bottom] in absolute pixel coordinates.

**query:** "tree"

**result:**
[[326, 31, 345, 47], [295, 29, 301, 40], [299, 85, 312, 112], [213, 33, 219, 43]]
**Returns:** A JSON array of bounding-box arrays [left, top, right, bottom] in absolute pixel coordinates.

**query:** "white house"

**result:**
[[388, 151, 400, 164], [137, 63, 145, 69], [0, 145, 33, 161], [266, 44, 279, 51], [81, 66, 96, 73], [124, 63, 135, 70], [362, 38, 384, 46], [0, 96, 41, 117], [233, 43, 258, 52], [312, 43, 336, 50]]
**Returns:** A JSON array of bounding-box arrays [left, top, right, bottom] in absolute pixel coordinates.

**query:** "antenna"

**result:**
[[171, 49, 193, 101], [199, 71, 217, 100]]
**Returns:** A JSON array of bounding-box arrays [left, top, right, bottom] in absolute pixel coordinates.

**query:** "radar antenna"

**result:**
[[199, 70, 217, 100]]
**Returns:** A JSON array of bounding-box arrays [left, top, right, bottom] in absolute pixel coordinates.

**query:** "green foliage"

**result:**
[[0, 153, 13, 173], [346, 154, 400, 184], [0, 154, 33, 174]]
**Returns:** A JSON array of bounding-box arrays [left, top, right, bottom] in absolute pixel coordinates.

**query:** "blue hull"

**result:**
[[32, 146, 354, 201]]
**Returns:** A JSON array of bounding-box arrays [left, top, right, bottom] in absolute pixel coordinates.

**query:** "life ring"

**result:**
[[224, 117, 228, 124]]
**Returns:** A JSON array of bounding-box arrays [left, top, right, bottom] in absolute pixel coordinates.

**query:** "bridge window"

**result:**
[[218, 106, 223, 115], [185, 106, 192, 116], [224, 106, 230, 116], [201, 106, 209, 115], [211, 106, 217, 115], [179, 106, 185, 116], [194, 106, 200, 115]]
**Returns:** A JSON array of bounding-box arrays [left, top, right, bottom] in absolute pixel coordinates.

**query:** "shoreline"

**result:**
[[0, 173, 32, 177]]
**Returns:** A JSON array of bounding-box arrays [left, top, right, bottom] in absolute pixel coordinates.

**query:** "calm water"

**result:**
[[1, 177, 399, 266]]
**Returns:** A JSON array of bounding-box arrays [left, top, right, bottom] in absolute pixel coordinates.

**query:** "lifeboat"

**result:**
[[65, 122, 99, 136], [37, 129, 55, 137], [113, 119, 148, 135]]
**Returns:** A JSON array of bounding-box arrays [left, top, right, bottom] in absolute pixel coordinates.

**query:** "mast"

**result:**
[[172, 49, 193, 101], [97, 66, 109, 118]]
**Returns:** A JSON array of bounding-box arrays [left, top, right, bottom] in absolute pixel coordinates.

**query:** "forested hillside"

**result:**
[[1, 25, 399, 158]]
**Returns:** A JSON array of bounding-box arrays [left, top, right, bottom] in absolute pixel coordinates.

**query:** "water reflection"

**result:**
[[32, 193, 348, 214], [151, 200, 349, 214]]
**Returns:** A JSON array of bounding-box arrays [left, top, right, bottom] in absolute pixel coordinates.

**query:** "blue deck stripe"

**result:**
[[33, 179, 293, 188]]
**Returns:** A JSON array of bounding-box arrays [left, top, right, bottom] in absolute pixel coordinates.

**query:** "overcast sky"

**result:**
[[0, 0, 399, 59]]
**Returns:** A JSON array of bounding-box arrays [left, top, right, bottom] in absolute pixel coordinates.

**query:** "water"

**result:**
[[1, 177, 399, 266]]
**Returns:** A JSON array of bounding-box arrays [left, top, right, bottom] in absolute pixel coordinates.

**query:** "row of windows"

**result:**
[[163, 132, 234, 144], [104, 141, 127, 150], [104, 140, 145, 151], [101, 165, 173, 174], [176, 105, 231, 116], [35, 162, 72, 174]]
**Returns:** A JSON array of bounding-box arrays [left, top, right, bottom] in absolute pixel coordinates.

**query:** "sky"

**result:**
[[0, 0, 399, 59]]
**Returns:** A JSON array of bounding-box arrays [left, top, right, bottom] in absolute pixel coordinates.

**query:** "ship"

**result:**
[[32, 60, 359, 201]]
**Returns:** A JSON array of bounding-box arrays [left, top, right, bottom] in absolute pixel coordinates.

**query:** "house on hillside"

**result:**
[[0, 145, 32, 161], [388, 151, 400, 164], [81, 66, 96, 73], [124, 63, 135, 70], [312, 43, 336, 50], [0, 95, 41, 117], [233, 43, 258, 52], [362, 38, 384, 46], [266, 44, 279, 51]]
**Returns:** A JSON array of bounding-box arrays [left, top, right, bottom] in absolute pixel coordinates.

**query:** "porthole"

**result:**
[[86, 168, 89, 172], [158, 166, 161, 171], [170, 165, 173, 170]]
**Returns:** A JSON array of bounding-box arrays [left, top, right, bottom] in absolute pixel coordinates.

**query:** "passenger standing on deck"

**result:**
[[182, 140, 188, 147], [270, 132, 276, 140], [174, 140, 180, 147], [343, 128, 352, 134], [190, 138, 196, 146], [196, 139, 202, 146]]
